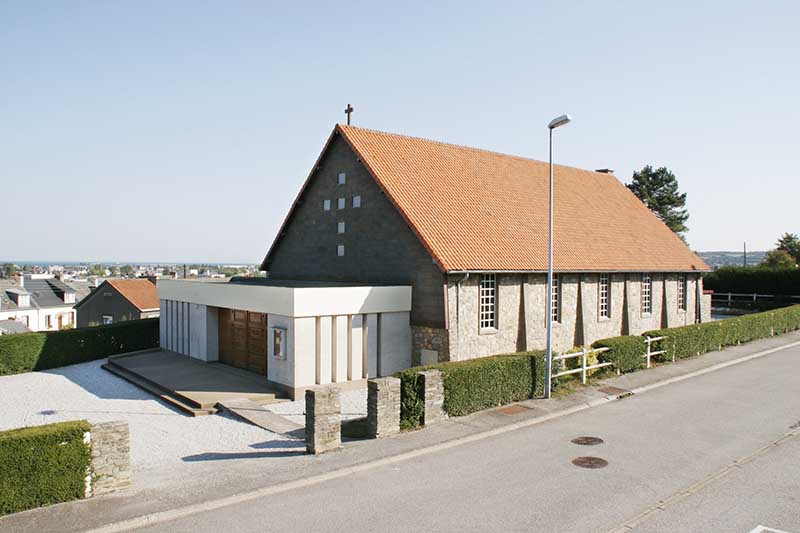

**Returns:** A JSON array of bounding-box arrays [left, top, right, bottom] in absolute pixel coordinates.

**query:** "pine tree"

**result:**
[[776, 232, 800, 263], [627, 165, 689, 239]]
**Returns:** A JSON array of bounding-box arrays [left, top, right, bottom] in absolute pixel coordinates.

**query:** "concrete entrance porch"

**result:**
[[103, 349, 288, 416]]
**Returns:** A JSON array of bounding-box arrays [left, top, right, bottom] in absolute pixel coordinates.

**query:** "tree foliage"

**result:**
[[627, 165, 689, 238], [776, 232, 800, 263], [760, 249, 797, 269]]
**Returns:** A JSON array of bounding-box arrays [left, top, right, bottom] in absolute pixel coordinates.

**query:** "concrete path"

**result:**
[[219, 399, 302, 435], [2, 331, 799, 532]]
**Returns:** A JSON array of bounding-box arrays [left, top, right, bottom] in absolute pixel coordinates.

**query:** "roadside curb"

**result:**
[[79, 337, 800, 533]]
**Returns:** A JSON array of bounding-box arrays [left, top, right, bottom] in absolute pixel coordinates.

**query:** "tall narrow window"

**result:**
[[479, 274, 496, 330], [337, 221, 345, 234], [337, 172, 346, 185], [337, 245, 345, 257], [641, 274, 652, 314], [550, 274, 560, 323], [337, 198, 345, 209], [677, 274, 687, 311], [352, 195, 361, 208], [598, 274, 610, 319], [323, 199, 331, 211]]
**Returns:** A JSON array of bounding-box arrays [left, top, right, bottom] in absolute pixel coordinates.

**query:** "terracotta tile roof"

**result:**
[[107, 279, 160, 311], [336, 125, 710, 273]]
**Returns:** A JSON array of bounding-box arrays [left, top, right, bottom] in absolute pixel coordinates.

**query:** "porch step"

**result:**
[[102, 361, 217, 417], [219, 398, 303, 435]]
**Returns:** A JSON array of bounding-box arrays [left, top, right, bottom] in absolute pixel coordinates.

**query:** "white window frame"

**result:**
[[352, 195, 361, 208], [272, 327, 287, 359], [479, 274, 497, 331], [45, 315, 51, 328], [337, 172, 346, 185], [337, 221, 345, 234], [677, 274, 687, 311], [337, 244, 345, 257], [550, 274, 560, 323], [337, 197, 345, 210], [102, 315, 113, 325], [641, 274, 652, 315], [598, 273, 610, 319], [323, 199, 331, 211]]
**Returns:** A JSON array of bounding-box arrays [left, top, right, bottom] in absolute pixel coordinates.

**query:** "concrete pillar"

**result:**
[[90, 421, 132, 496], [418, 369, 445, 425], [367, 377, 401, 438], [305, 386, 341, 454]]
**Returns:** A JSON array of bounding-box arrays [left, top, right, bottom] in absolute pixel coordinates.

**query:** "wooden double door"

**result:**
[[218, 308, 268, 375]]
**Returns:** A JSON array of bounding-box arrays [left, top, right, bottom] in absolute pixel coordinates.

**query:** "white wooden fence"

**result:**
[[712, 292, 800, 305], [552, 336, 670, 384]]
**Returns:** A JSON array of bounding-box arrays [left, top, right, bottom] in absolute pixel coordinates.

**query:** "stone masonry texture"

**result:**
[[411, 325, 450, 365], [305, 386, 342, 454], [367, 377, 401, 438], [418, 369, 445, 425], [90, 421, 132, 496]]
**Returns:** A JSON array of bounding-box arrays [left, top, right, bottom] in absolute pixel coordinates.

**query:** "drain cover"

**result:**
[[571, 436, 604, 446], [572, 456, 608, 469]]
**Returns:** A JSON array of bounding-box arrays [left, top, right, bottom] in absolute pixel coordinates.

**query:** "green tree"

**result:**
[[88, 264, 106, 276], [776, 232, 800, 263], [627, 165, 689, 239], [1, 264, 15, 278], [120, 265, 135, 278], [760, 249, 797, 269]]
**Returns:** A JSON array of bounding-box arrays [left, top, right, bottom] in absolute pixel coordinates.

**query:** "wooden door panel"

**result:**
[[219, 308, 268, 376]]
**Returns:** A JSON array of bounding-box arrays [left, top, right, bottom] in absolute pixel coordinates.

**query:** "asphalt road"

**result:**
[[138, 344, 800, 533]]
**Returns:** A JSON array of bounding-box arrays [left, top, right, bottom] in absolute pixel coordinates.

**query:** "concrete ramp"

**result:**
[[221, 398, 303, 435]]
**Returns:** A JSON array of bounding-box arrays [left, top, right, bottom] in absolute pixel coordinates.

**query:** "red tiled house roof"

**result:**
[[107, 279, 160, 311]]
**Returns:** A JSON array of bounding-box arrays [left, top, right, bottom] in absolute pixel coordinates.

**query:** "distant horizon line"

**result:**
[[0, 260, 261, 266]]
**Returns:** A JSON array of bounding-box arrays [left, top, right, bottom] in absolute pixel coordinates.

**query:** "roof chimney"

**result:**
[[595, 168, 614, 174], [15, 274, 24, 288]]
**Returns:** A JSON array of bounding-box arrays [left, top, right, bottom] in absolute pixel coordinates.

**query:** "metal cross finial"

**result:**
[[344, 104, 354, 125]]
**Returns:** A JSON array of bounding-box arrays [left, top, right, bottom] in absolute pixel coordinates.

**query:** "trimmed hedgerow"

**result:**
[[592, 336, 647, 373], [396, 351, 546, 430], [704, 266, 800, 296], [0, 420, 92, 516], [645, 304, 800, 361], [0, 318, 159, 375]]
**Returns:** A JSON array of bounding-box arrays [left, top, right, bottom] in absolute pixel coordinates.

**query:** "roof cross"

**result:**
[[344, 104, 354, 125]]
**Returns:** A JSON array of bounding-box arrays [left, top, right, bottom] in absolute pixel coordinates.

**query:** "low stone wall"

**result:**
[[367, 377, 401, 438], [305, 387, 341, 454], [89, 421, 132, 496], [412, 326, 449, 366]]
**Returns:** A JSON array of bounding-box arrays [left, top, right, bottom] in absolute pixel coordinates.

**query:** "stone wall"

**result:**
[[305, 387, 341, 454], [446, 272, 705, 361], [367, 377, 401, 438], [90, 421, 131, 496], [418, 369, 445, 425], [411, 325, 449, 366]]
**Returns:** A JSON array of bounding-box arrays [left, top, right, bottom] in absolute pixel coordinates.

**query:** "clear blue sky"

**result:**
[[2, 1, 798, 263]]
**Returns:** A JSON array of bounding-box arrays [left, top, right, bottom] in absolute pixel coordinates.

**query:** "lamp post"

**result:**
[[545, 114, 572, 399]]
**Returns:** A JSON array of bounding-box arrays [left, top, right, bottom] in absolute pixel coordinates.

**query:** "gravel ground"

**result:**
[[265, 387, 367, 425], [0, 360, 307, 472]]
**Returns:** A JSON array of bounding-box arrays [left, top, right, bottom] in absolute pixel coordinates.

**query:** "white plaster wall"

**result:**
[[187, 303, 218, 362], [294, 317, 316, 388], [379, 311, 412, 376], [334, 316, 348, 382], [267, 314, 294, 388], [0, 309, 39, 331], [365, 313, 378, 378], [318, 317, 333, 385]]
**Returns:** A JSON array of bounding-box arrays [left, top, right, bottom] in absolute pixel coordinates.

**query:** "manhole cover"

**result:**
[[598, 386, 630, 396], [571, 436, 604, 446], [572, 456, 608, 469]]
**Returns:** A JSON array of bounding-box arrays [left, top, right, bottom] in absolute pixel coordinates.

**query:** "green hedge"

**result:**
[[0, 318, 159, 375], [704, 266, 800, 296], [645, 305, 800, 361], [0, 420, 92, 516], [396, 351, 546, 429], [592, 336, 647, 372]]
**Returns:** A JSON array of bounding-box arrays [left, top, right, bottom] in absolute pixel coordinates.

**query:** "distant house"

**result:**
[[0, 275, 77, 332], [75, 279, 160, 327]]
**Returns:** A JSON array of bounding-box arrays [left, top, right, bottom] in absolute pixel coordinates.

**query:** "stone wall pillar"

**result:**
[[367, 377, 401, 438], [305, 386, 341, 454], [90, 421, 132, 496], [418, 369, 445, 425]]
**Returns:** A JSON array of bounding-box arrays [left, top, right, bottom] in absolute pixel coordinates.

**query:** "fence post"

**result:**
[[645, 337, 651, 369], [753, 293, 757, 302], [728, 292, 732, 305], [581, 347, 588, 385]]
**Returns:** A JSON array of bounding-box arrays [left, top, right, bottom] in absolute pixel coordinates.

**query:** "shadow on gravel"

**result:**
[[182, 439, 306, 461]]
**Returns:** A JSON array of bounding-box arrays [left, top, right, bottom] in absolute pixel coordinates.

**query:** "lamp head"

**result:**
[[548, 114, 572, 130]]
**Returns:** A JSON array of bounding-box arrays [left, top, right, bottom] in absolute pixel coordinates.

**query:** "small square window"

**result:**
[[337, 222, 345, 234], [323, 199, 331, 211], [337, 245, 345, 257], [338, 172, 346, 185], [353, 195, 361, 208], [337, 198, 345, 209], [272, 327, 286, 359], [102, 315, 113, 325]]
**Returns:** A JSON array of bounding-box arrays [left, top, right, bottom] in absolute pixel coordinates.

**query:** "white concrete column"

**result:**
[[159, 299, 167, 348], [318, 317, 333, 385], [365, 313, 378, 378], [334, 315, 348, 382], [350, 314, 364, 380]]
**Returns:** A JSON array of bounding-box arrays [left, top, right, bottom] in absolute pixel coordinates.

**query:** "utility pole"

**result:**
[[743, 242, 747, 267]]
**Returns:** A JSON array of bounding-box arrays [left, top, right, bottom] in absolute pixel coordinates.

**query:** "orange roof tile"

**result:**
[[336, 125, 709, 273], [107, 279, 160, 311]]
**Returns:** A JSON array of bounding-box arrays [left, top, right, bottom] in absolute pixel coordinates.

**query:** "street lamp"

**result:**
[[545, 113, 571, 399]]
